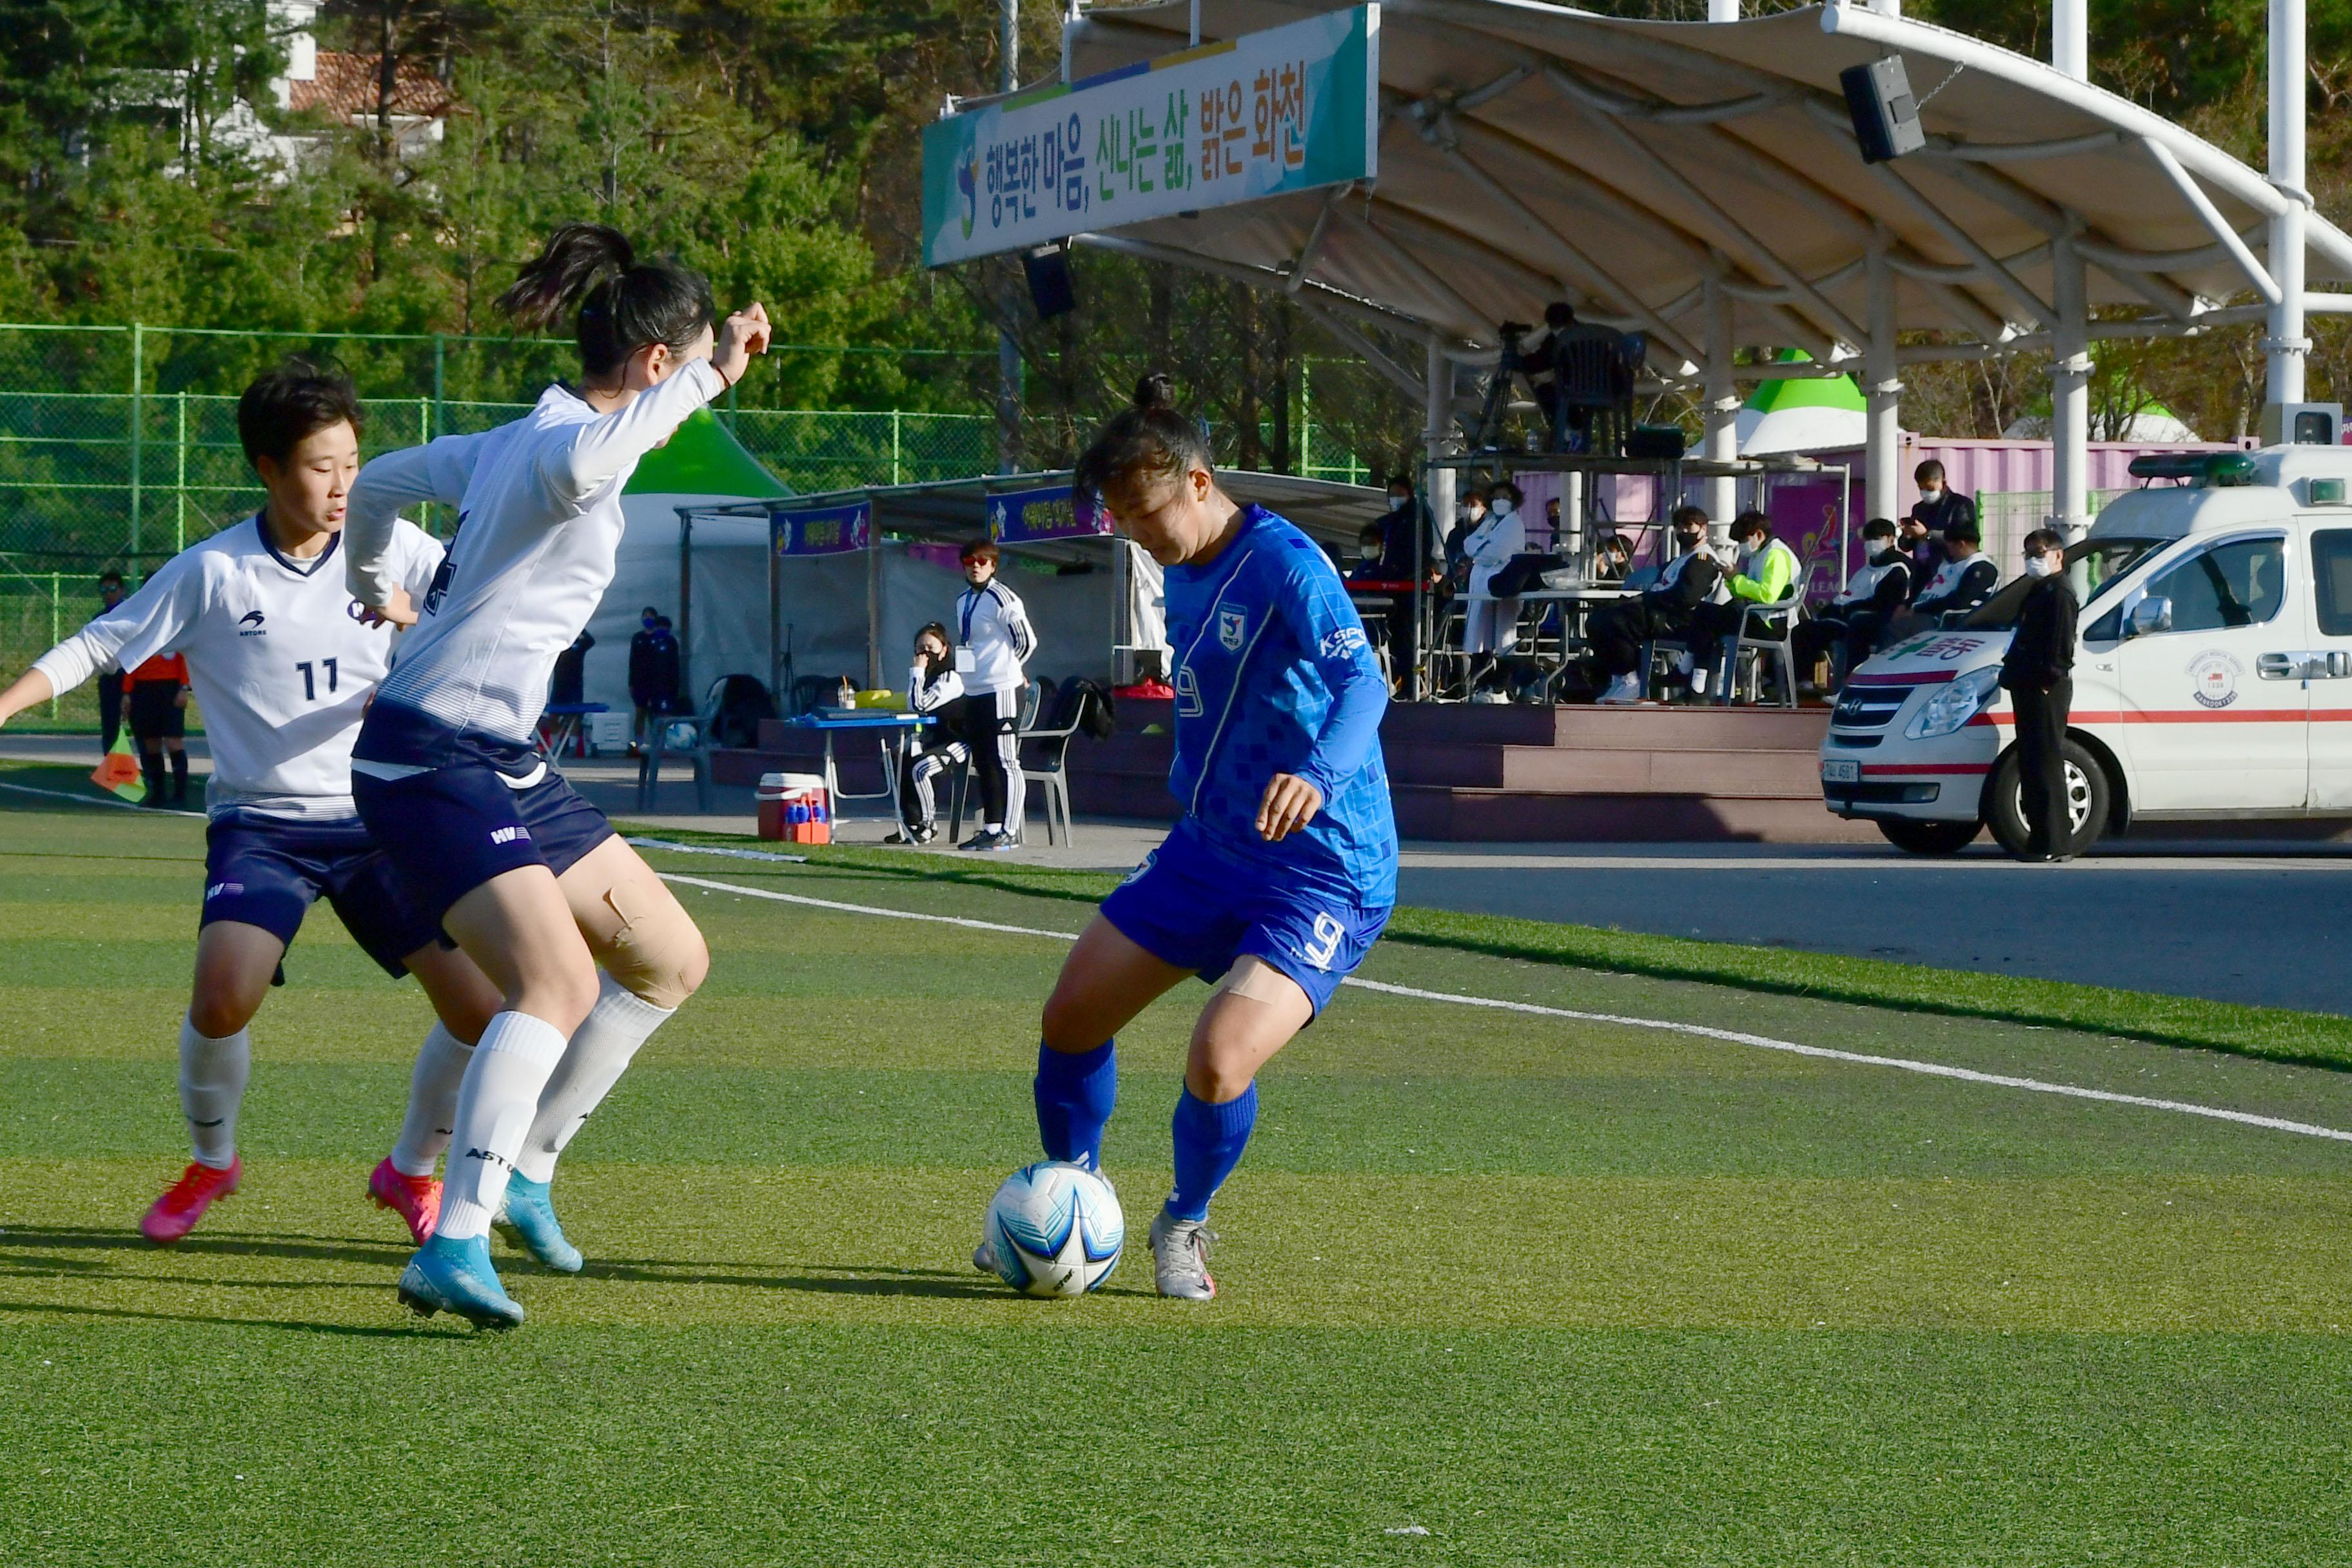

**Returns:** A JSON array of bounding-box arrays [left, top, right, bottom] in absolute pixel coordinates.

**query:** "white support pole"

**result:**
[[2053, 0, 2088, 81], [2050, 235, 2092, 541], [1865, 236, 1903, 528], [1865, 0, 1899, 14], [1422, 335, 1456, 704], [1707, 0, 1739, 20], [2266, 0, 2309, 415], [1702, 274, 1740, 529]]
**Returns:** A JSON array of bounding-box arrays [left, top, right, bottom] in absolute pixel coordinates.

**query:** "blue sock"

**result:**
[[1034, 1040, 1116, 1170], [1166, 1084, 1257, 1222]]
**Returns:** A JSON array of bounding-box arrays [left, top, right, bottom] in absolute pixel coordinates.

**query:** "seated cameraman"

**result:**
[[1588, 505, 1720, 704], [1794, 518, 1910, 689]]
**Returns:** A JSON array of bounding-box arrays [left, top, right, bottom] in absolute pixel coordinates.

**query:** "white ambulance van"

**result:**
[[1821, 442, 2352, 854]]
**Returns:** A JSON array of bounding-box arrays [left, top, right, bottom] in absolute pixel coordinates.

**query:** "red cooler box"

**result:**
[[757, 772, 832, 844]]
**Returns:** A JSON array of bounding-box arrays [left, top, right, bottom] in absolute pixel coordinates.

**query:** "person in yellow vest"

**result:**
[[1685, 511, 1798, 701]]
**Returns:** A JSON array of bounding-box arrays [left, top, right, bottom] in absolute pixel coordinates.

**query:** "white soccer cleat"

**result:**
[[1148, 1210, 1217, 1300], [1595, 672, 1644, 705]]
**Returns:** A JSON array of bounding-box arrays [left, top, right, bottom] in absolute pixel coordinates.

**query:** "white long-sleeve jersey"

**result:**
[[954, 579, 1037, 697], [906, 660, 965, 714], [1462, 507, 1527, 601], [342, 361, 725, 752], [32, 516, 445, 820]]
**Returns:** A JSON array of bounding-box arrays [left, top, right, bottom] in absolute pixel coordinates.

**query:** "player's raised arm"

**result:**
[[0, 561, 203, 729], [493, 224, 769, 505], [346, 435, 491, 623]]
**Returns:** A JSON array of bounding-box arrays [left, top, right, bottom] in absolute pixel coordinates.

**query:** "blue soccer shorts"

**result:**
[[200, 812, 446, 978], [1098, 824, 1391, 1017], [352, 762, 616, 926]]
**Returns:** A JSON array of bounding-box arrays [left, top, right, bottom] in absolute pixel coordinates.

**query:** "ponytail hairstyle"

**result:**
[[1073, 372, 1213, 500], [495, 222, 717, 386]]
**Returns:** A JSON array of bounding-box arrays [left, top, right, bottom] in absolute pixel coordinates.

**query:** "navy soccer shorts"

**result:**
[[1099, 822, 1391, 1017], [351, 762, 616, 927], [200, 812, 445, 979]]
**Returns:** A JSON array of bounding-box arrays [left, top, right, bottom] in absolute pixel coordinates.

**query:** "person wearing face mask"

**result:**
[[626, 605, 678, 754], [1353, 475, 1442, 692], [1458, 481, 1527, 698], [1681, 512, 1798, 701], [2000, 529, 2078, 862], [888, 622, 969, 846], [1906, 459, 1976, 548], [1895, 514, 1938, 600], [1794, 518, 1910, 691], [1888, 518, 1999, 640], [1586, 504, 1721, 704]]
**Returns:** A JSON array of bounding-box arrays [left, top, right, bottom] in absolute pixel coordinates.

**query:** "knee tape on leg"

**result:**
[[596, 881, 704, 1010], [1213, 956, 1304, 1007]]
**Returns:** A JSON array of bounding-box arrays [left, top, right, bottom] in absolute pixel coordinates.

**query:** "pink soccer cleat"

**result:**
[[368, 1159, 442, 1246], [140, 1157, 241, 1246]]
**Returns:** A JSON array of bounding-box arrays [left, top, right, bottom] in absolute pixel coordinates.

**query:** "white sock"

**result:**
[[179, 1016, 250, 1171], [436, 1010, 571, 1241], [515, 974, 674, 1184], [389, 1023, 475, 1178], [985, 822, 1004, 833]]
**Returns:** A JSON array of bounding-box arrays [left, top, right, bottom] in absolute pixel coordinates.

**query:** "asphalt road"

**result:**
[[1396, 844, 2352, 1015]]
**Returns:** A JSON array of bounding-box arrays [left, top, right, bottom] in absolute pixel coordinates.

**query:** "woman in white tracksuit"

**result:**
[[1458, 479, 1526, 691]]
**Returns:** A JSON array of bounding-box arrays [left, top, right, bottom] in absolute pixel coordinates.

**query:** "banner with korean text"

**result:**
[[772, 502, 871, 557], [989, 485, 1110, 544], [921, 6, 1378, 267]]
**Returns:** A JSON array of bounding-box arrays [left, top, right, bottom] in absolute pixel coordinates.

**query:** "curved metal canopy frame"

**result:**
[[1058, 0, 2352, 380]]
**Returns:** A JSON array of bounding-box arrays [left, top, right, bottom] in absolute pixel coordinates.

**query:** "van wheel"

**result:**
[[1876, 818, 1981, 856], [1984, 740, 2110, 858]]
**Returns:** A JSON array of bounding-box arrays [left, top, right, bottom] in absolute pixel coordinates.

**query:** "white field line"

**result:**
[[0, 778, 206, 818], [656, 870, 2352, 1146]]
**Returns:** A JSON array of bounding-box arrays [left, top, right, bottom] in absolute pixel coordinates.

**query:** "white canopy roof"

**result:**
[[1063, 1, 2352, 384]]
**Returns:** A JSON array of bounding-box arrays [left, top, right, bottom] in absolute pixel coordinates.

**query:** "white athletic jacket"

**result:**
[[342, 362, 726, 751], [34, 515, 444, 819], [906, 660, 965, 715], [1461, 507, 1526, 602], [954, 579, 1037, 698]]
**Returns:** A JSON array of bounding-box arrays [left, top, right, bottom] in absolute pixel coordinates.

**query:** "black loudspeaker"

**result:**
[[1022, 243, 1076, 319], [1839, 56, 1925, 164], [1626, 424, 1687, 460]]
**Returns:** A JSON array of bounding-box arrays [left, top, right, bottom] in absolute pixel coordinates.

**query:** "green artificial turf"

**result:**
[[3, 780, 2351, 1565]]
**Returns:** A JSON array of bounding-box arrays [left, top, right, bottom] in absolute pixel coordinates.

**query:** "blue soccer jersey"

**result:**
[[1162, 504, 1396, 906]]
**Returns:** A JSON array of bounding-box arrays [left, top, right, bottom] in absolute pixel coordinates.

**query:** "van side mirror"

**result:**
[[2126, 595, 2172, 638]]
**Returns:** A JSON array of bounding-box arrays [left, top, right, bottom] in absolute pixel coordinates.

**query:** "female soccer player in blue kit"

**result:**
[[981, 373, 1398, 1299]]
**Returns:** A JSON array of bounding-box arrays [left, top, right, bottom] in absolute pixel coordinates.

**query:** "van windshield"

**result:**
[[1959, 537, 2166, 629]]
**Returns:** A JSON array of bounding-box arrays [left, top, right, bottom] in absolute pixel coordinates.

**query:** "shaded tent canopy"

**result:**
[[1063, 1, 2352, 381], [681, 470, 1390, 698]]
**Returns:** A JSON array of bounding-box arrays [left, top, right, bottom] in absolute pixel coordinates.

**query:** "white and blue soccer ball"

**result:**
[[983, 1161, 1124, 1297]]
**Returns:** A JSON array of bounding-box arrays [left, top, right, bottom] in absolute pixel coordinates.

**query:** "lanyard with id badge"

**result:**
[[957, 590, 981, 672]]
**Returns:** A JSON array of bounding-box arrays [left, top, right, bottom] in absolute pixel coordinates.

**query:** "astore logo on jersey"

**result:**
[[237, 610, 266, 638]]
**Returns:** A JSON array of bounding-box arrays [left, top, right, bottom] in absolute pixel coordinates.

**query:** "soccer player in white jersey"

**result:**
[[341, 222, 770, 1329], [0, 362, 505, 1245]]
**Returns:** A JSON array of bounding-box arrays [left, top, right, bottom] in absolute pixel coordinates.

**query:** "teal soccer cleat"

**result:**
[[397, 1233, 525, 1329], [494, 1174, 585, 1273]]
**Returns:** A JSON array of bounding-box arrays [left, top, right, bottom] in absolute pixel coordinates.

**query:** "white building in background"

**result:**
[[144, 1, 451, 179]]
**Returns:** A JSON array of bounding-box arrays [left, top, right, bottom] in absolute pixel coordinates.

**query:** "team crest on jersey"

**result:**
[[1219, 607, 1247, 651]]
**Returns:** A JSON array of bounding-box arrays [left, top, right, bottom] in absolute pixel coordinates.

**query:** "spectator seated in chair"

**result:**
[[1587, 505, 1720, 704], [888, 622, 969, 847], [1684, 511, 1798, 702], [1794, 518, 1910, 692], [1885, 515, 1999, 641]]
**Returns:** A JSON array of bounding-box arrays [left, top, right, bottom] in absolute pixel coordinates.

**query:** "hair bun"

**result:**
[[1132, 372, 1176, 411]]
